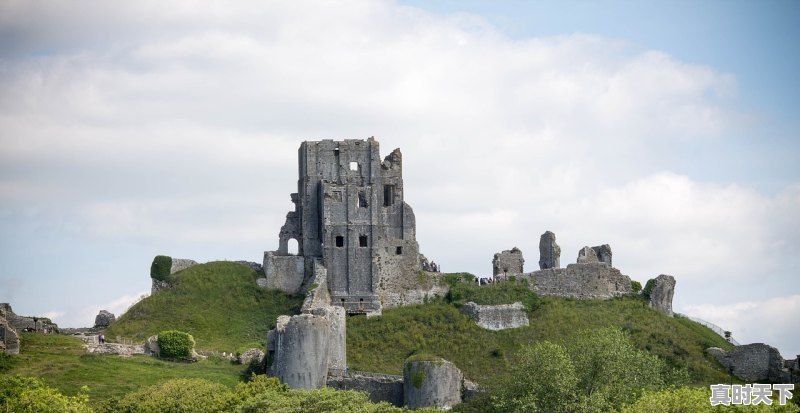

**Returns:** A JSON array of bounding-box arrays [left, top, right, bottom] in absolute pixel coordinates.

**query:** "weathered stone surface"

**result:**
[[404, 358, 463, 409], [647, 274, 676, 317], [538, 231, 561, 270], [707, 343, 793, 383], [1, 310, 20, 355], [151, 279, 171, 294], [238, 348, 265, 365], [576, 246, 599, 264], [0, 303, 59, 332], [235, 260, 263, 273], [86, 343, 145, 356], [170, 258, 197, 274], [460, 302, 529, 330], [264, 138, 427, 315], [327, 370, 404, 407], [144, 335, 160, 357], [493, 247, 524, 278], [591, 244, 612, 266], [94, 310, 115, 328], [269, 313, 331, 389], [523, 263, 633, 299]]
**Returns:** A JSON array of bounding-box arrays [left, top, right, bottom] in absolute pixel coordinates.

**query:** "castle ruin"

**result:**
[[263, 138, 436, 315]]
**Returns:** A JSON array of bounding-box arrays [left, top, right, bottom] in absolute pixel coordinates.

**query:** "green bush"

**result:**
[[150, 255, 172, 282], [157, 330, 195, 359], [115, 378, 234, 413], [631, 280, 642, 293], [0, 375, 93, 413], [642, 278, 656, 299]]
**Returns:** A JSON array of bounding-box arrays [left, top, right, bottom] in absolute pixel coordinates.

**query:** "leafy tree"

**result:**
[[115, 378, 235, 413], [630, 280, 642, 293], [150, 255, 172, 282], [642, 279, 656, 299]]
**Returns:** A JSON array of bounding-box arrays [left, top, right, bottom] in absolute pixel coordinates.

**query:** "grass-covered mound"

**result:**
[[105, 261, 303, 352], [348, 277, 734, 385], [2, 332, 243, 409]]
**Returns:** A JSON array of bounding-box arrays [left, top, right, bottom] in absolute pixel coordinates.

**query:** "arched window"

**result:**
[[287, 238, 299, 255]]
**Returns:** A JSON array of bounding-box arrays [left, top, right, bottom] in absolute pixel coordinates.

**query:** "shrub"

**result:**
[[150, 255, 172, 282], [642, 279, 656, 299], [115, 378, 233, 413], [157, 330, 195, 359], [0, 375, 93, 413], [631, 280, 642, 293]]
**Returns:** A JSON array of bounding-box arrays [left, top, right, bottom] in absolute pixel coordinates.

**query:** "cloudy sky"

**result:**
[[1, 0, 798, 357]]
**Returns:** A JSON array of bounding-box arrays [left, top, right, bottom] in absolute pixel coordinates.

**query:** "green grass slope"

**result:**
[[104, 261, 303, 352], [3, 332, 244, 409], [348, 278, 734, 386]]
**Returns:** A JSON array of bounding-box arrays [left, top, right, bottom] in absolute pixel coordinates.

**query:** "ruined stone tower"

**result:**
[[264, 138, 423, 314]]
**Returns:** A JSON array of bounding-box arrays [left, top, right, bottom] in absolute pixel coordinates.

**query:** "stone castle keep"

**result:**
[[263, 138, 435, 315]]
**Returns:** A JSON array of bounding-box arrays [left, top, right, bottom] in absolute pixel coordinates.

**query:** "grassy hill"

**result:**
[[348, 277, 734, 386], [3, 332, 245, 409], [104, 261, 304, 352]]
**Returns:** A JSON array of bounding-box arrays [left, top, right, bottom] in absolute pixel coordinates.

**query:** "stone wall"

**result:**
[[327, 370, 404, 406], [460, 302, 529, 330], [377, 269, 449, 310], [707, 343, 794, 383], [538, 231, 561, 269], [170, 258, 197, 274], [1, 310, 20, 355], [647, 274, 676, 316], [0, 303, 59, 332], [262, 252, 305, 294], [493, 247, 524, 278], [522, 263, 632, 299], [404, 358, 464, 409]]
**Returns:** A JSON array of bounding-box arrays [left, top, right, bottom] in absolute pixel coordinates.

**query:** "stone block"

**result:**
[[460, 302, 529, 330], [404, 358, 463, 409]]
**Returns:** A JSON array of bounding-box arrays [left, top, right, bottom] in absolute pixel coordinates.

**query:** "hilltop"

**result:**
[[104, 261, 303, 352]]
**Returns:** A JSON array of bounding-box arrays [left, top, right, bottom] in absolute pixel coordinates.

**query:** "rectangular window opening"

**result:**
[[349, 161, 358, 171], [396, 246, 403, 255], [335, 236, 344, 247], [359, 235, 368, 247], [358, 191, 368, 208], [383, 184, 396, 207]]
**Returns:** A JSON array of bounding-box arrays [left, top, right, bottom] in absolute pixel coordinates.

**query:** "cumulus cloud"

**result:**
[[0, 0, 796, 354], [682, 295, 800, 358]]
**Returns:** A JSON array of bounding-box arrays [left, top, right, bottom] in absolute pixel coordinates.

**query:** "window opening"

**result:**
[[358, 191, 368, 208], [359, 235, 368, 247], [287, 238, 299, 255], [396, 246, 403, 255], [335, 236, 344, 247], [383, 184, 395, 206], [349, 161, 358, 171]]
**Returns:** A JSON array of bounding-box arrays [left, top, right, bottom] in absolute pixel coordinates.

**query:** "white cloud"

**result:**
[[681, 295, 800, 358]]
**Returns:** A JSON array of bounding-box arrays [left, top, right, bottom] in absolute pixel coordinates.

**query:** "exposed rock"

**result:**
[[151, 279, 171, 294], [144, 335, 160, 357], [707, 343, 794, 383], [238, 348, 265, 365], [591, 244, 612, 266], [538, 231, 561, 270], [86, 342, 145, 356], [170, 258, 197, 274], [492, 247, 524, 278], [647, 274, 676, 317], [524, 263, 633, 299], [460, 302, 529, 330], [94, 310, 115, 328], [576, 246, 599, 264], [404, 358, 464, 409]]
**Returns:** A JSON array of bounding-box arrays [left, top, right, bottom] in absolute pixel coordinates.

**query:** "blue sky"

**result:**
[[1, 0, 798, 357]]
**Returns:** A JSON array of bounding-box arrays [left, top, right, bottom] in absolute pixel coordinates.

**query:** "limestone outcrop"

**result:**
[[647, 274, 676, 316], [493, 247, 524, 278], [538, 231, 561, 269], [404, 358, 464, 409], [94, 310, 115, 328], [707, 343, 796, 383], [460, 302, 529, 330]]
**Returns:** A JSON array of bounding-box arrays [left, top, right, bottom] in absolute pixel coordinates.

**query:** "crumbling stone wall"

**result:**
[[576, 246, 599, 264], [538, 231, 561, 269], [493, 247, 524, 278], [0, 303, 58, 332], [327, 370, 404, 406], [647, 274, 676, 316], [404, 358, 464, 409], [170, 259, 197, 274], [1, 310, 20, 355], [264, 138, 426, 315], [592, 244, 612, 266], [460, 302, 529, 330], [707, 343, 794, 383], [522, 263, 633, 299]]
